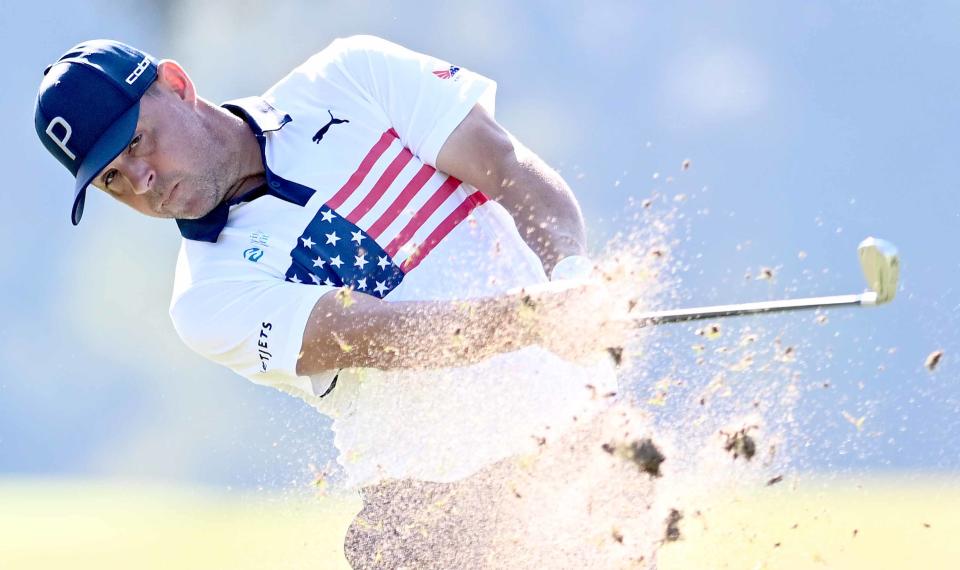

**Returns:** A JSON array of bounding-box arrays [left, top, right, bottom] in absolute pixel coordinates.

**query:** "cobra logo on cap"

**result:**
[[126, 56, 151, 85], [45, 117, 76, 161]]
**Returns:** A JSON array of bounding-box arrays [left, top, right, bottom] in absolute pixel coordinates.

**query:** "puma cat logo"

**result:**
[[312, 110, 350, 143]]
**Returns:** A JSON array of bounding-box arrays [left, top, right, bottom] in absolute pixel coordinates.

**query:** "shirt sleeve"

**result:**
[[329, 35, 498, 166], [169, 276, 338, 396]]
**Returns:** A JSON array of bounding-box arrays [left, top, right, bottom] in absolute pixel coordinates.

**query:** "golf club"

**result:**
[[633, 237, 899, 326]]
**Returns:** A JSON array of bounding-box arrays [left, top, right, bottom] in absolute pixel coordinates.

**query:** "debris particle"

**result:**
[[330, 332, 353, 353], [695, 323, 722, 340], [798, 250, 808, 260], [923, 522, 931, 528], [612, 528, 624, 544], [766, 475, 784, 486], [607, 346, 625, 367], [664, 509, 683, 542], [681, 159, 692, 171], [757, 267, 774, 280], [925, 350, 944, 371], [647, 392, 667, 406], [730, 354, 754, 372], [774, 542, 781, 548], [841, 411, 866, 431], [648, 248, 664, 258], [335, 287, 356, 308], [739, 334, 758, 346], [816, 314, 829, 325], [852, 529, 859, 538], [603, 438, 666, 478], [721, 426, 758, 460], [642, 198, 653, 208], [777, 345, 797, 362], [625, 438, 666, 477]]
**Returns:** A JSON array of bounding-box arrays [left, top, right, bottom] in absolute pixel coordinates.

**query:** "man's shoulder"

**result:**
[[281, 35, 406, 79], [321, 35, 402, 58]]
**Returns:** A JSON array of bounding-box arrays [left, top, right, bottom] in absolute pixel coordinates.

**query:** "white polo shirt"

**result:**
[[169, 35, 616, 487]]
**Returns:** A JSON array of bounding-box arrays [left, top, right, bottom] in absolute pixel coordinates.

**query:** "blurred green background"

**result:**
[[3, 0, 958, 566]]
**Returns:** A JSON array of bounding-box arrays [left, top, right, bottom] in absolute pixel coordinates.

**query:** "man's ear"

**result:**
[[155, 59, 197, 103]]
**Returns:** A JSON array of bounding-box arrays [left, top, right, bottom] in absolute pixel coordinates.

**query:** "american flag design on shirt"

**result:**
[[432, 65, 460, 80], [284, 128, 489, 298]]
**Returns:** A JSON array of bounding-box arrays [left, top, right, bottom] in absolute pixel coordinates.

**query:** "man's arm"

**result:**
[[436, 104, 587, 277], [295, 281, 619, 376]]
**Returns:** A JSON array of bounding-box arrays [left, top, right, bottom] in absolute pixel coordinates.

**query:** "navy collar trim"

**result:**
[[176, 97, 313, 243], [222, 96, 292, 134]]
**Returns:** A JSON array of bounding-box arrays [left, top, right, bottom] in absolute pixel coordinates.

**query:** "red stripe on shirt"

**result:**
[[384, 175, 462, 257], [399, 191, 489, 273], [346, 147, 414, 224], [366, 164, 436, 239], [326, 129, 398, 210]]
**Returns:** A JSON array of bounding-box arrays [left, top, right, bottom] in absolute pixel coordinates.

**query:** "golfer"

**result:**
[[35, 37, 654, 568]]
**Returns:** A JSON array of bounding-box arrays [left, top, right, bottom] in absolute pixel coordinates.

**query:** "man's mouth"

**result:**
[[161, 182, 180, 210]]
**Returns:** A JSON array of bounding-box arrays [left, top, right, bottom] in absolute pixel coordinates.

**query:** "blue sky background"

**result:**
[[2, 0, 957, 489]]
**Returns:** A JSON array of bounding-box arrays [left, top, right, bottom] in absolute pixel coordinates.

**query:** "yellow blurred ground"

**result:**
[[0, 475, 957, 569]]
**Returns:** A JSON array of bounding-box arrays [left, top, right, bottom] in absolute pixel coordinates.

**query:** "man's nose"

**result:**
[[126, 159, 156, 195]]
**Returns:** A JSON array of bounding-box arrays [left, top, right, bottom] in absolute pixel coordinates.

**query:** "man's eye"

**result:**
[[128, 134, 142, 152], [103, 170, 117, 188]]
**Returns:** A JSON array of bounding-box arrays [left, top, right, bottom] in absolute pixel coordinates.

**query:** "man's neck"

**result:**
[[217, 103, 267, 203]]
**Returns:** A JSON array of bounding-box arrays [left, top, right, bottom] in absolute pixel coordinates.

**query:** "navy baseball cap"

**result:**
[[34, 40, 158, 225]]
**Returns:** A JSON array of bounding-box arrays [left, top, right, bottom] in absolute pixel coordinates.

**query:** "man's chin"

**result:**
[[164, 198, 220, 220]]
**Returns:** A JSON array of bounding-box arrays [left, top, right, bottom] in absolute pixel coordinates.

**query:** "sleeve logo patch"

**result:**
[[432, 65, 460, 80]]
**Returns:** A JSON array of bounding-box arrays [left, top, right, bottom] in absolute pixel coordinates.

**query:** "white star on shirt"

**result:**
[[329, 255, 344, 268], [312, 256, 325, 268], [325, 231, 340, 246], [351, 230, 365, 245], [377, 255, 390, 269], [309, 274, 322, 285], [301, 236, 316, 249], [320, 209, 336, 223], [324, 278, 335, 286], [289, 274, 302, 284], [356, 277, 368, 290], [354, 254, 368, 269], [374, 280, 388, 295]]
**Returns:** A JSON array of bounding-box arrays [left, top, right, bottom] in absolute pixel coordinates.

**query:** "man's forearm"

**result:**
[[433, 105, 588, 275], [493, 139, 587, 275], [297, 288, 541, 374]]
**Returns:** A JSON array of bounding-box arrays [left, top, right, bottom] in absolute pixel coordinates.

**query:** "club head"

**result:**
[[857, 237, 899, 305]]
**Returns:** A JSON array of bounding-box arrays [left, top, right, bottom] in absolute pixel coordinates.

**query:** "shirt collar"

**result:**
[[175, 97, 301, 243]]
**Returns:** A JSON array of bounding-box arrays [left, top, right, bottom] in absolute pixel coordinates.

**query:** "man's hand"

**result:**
[[515, 278, 631, 364]]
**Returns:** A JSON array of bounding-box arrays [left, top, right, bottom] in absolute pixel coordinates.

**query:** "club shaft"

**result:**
[[634, 292, 876, 326]]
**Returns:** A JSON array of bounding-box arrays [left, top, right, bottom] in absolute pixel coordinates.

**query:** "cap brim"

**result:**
[[71, 101, 141, 225]]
